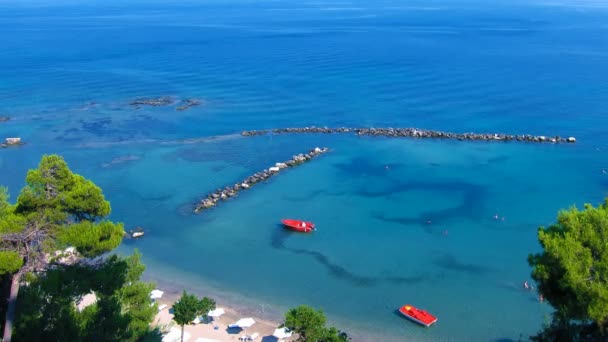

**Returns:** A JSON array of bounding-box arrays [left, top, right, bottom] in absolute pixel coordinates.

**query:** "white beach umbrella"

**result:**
[[162, 327, 190, 342], [234, 317, 256, 328], [149, 289, 164, 300], [208, 308, 225, 317], [273, 327, 293, 340]]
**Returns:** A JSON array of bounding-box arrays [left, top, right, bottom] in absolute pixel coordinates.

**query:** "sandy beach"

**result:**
[[153, 291, 283, 342]]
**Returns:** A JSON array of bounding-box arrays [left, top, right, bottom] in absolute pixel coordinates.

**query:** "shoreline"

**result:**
[[153, 290, 281, 342], [144, 272, 376, 342]]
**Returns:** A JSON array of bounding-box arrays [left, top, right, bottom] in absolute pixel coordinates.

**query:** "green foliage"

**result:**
[[172, 291, 215, 341], [0, 187, 25, 234], [323, 327, 349, 342], [284, 305, 347, 342], [199, 297, 217, 319], [1, 154, 124, 271], [57, 220, 124, 257], [285, 305, 327, 342], [13, 252, 157, 342], [172, 291, 204, 326], [0, 251, 23, 275], [116, 252, 157, 338], [15, 154, 111, 223], [529, 199, 608, 338], [530, 317, 604, 342]]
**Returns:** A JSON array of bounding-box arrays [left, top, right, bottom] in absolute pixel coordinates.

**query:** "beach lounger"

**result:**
[[238, 335, 248, 341], [247, 333, 259, 341], [158, 304, 168, 311]]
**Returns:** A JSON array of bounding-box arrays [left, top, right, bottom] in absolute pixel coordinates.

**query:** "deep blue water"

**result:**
[[1, 0, 608, 340]]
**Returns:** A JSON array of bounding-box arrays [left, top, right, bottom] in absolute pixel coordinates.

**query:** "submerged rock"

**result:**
[[100, 155, 141, 168], [176, 98, 203, 111], [130, 96, 174, 107], [0, 116, 10, 122]]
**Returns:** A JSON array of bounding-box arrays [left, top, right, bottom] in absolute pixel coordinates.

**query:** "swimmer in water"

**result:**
[[493, 214, 499, 220]]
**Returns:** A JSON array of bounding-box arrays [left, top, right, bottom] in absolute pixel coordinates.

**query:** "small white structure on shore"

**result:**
[[150, 289, 164, 300], [273, 327, 293, 340], [208, 307, 225, 318], [162, 327, 190, 342], [229, 317, 256, 329], [195, 338, 221, 342], [76, 292, 97, 312]]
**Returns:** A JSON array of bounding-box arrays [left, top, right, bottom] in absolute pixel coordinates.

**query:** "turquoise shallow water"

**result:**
[[1, 0, 608, 340]]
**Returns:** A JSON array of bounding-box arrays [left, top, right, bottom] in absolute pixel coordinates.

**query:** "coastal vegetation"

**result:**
[[0, 155, 148, 341], [12, 252, 157, 341], [529, 199, 608, 341], [172, 291, 216, 342], [0, 154, 350, 342], [284, 305, 349, 342]]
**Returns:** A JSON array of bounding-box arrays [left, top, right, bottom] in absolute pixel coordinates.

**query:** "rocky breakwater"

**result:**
[[241, 127, 576, 144], [194, 147, 329, 213]]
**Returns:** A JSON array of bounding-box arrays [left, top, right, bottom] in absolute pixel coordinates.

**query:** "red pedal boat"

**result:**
[[399, 305, 437, 327], [281, 219, 315, 233]]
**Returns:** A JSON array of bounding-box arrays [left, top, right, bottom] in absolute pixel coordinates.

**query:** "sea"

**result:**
[[1, 0, 608, 340]]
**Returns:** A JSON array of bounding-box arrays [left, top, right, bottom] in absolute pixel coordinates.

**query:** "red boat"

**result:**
[[281, 219, 315, 233], [399, 305, 437, 327]]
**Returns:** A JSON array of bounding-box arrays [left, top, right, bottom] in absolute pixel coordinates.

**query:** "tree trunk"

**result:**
[[2, 274, 20, 342], [180, 324, 184, 342]]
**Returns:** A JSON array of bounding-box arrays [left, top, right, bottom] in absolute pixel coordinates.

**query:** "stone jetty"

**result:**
[[194, 147, 329, 213], [241, 127, 576, 144]]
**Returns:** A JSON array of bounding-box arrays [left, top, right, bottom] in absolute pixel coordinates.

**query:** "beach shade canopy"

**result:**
[[162, 327, 190, 342], [273, 327, 293, 340], [208, 308, 225, 317], [234, 317, 256, 328], [149, 289, 164, 300]]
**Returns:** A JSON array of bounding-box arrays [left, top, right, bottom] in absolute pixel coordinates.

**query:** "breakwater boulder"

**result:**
[[241, 127, 575, 144], [194, 147, 329, 213]]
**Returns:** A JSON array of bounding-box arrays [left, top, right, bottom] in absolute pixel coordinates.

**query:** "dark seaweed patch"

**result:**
[[433, 254, 491, 275]]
